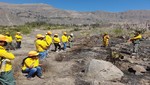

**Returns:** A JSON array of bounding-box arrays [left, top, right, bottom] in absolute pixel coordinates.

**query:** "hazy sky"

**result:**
[[0, 0, 150, 12]]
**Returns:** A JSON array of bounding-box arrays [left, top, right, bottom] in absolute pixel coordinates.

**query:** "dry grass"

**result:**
[[13, 57, 23, 79], [40, 60, 52, 73], [55, 53, 66, 62]]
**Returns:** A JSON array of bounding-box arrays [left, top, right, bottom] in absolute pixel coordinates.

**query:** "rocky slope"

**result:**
[[0, 2, 150, 25]]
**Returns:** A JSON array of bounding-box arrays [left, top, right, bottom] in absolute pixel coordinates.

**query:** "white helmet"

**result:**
[[70, 33, 73, 36]]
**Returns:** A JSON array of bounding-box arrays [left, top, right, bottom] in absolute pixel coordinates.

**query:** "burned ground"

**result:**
[[11, 29, 150, 85]]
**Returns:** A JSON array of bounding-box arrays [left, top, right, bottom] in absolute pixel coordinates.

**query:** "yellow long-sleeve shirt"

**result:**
[[0, 46, 15, 72], [131, 34, 142, 40], [130, 34, 142, 44], [61, 35, 68, 43], [68, 36, 73, 42], [45, 35, 53, 46], [103, 34, 110, 46], [35, 39, 48, 52], [6, 35, 13, 43], [22, 57, 39, 70], [15, 34, 22, 42], [103, 35, 110, 42], [53, 37, 60, 43]]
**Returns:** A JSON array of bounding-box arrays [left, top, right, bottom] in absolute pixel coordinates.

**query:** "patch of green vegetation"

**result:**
[[0, 25, 34, 36], [0, 22, 75, 36], [48, 24, 76, 30], [112, 28, 123, 36]]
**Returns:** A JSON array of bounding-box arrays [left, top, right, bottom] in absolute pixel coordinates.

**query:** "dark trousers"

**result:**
[[54, 43, 61, 51], [16, 41, 21, 49]]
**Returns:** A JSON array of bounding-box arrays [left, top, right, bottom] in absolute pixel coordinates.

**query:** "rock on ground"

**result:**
[[86, 59, 124, 81]]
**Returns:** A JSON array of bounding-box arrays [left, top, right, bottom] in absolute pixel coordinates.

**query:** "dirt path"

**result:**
[[11, 29, 76, 85]]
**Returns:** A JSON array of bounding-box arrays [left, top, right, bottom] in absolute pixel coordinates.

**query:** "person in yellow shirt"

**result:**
[[15, 32, 22, 49], [102, 33, 110, 47], [5, 32, 15, 50], [35, 34, 48, 60], [53, 34, 61, 52], [128, 31, 142, 54], [0, 34, 16, 85], [45, 31, 53, 51], [22, 51, 44, 80], [68, 33, 74, 48], [61, 32, 68, 50]]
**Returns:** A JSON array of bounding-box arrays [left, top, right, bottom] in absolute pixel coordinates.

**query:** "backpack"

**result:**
[[21, 57, 29, 66]]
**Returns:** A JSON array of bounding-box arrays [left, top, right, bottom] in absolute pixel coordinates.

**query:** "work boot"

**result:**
[[27, 77, 34, 80], [38, 76, 44, 79]]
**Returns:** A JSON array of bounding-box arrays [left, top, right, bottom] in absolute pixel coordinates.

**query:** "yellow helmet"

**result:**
[[63, 32, 67, 35], [47, 31, 52, 35], [54, 34, 58, 36], [36, 34, 44, 38], [16, 32, 21, 34], [0, 34, 7, 42], [28, 51, 39, 57], [6, 32, 10, 35]]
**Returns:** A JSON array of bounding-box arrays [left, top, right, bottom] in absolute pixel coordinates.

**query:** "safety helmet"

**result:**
[[6, 32, 10, 35], [47, 31, 52, 35], [63, 32, 67, 35], [54, 34, 58, 36], [0, 34, 7, 42], [70, 33, 73, 36], [36, 34, 44, 38], [28, 51, 39, 57], [16, 32, 21, 34]]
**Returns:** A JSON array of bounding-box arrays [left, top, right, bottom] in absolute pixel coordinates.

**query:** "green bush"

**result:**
[[0, 25, 33, 36], [73, 28, 81, 31], [0, 22, 78, 35], [113, 28, 123, 36]]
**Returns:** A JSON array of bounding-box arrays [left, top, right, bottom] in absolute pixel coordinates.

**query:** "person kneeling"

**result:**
[[21, 51, 44, 80]]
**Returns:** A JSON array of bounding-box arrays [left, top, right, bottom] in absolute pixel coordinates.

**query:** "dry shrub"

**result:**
[[13, 57, 23, 79], [40, 60, 52, 73], [55, 54, 65, 62]]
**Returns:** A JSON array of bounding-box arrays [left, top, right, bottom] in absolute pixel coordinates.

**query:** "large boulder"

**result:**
[[86, 59, 124, 81]]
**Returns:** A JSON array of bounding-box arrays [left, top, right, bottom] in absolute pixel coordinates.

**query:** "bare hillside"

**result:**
[[0, 2, 150, 26]]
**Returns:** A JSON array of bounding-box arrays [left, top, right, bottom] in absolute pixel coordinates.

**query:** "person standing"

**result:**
[[53, 34, 61, 52], [61, 32, 68, 50], [68, 33, 74, 48], [15, 32, 22, 49], [128, 31, 142, 54], [102, 33, 110, 47], [0, 34, 16, 85], [45, 31, 53, 51], [5, 32, 15, 50], [35, 34, 48, 60]]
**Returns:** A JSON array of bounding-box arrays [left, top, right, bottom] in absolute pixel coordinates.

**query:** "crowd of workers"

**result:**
[[0, 31, 74, 84], [0, 30, 142, 85]]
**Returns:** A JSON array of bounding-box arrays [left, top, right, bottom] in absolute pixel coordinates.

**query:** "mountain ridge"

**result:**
[[0, 2, 150, 26]]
